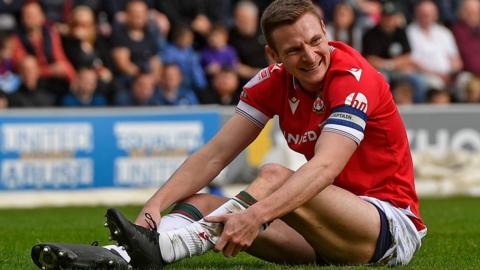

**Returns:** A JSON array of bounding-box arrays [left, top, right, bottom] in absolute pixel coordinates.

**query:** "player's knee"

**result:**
[[177, 193, 227, 215], [258, 163, 293, 188]]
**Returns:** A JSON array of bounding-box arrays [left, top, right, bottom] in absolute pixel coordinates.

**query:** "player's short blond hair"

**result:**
[[261, 0, 322, 51]]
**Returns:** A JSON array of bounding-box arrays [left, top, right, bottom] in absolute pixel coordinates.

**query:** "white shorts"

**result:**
[[360, 196, 427, 266]]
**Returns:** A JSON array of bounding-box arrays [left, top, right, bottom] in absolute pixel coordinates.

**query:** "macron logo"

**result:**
[[345, 92, 368, 113], [347, 68, 362, 82], [288, 97, 299, 114]]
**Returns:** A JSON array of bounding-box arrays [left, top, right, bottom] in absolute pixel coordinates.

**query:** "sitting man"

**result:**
[[31, 1, 427, 269]]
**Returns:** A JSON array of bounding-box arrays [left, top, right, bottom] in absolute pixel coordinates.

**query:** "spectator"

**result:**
[[39, 0, 72, 23], [229, 1, 268, 85], [426, 88, 451, 104], [100, 0, 169, 33], [157, 63, 198, 105], [161, 25, 207, 92], [74, 0, 102, 12], [100, 0, 169, 51], [200, 24, 238, 76], [451, 0, 480, 101], [63, 6, 113, 84], [392, 81, 414, 105], [314, 0, 342, 22], [203, 68, 241, 105], [326, 1, 364, 51], [452, 0, 480, 77], [407, 0, 463, 91], [0, 31, 21, 94], [434, 0, 460, 27], [0, 0, 20, 32], [363, 1, 412, 71], [349, 0, 383, 26], [12, 1, 75, 97], [61, 68, 107, 106], [465, 77, 480, 103], [363, 0, 427, 102], [0, 90, 8, 108], [111, 0, 161, 80], [234, 0, 270, 14], [38, 0, 76, 35], [8, 56, 55, 107], [159, 0, 231, 48], [114, 73, 159, 106]]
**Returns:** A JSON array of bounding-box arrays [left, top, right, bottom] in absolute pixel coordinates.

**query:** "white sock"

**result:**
[[158, 198, 248, 263], [158, 213, 196, 232]]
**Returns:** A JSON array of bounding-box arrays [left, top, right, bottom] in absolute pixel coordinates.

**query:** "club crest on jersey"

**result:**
[[345, 92, 368, 113], [312, 97, 325, 114]]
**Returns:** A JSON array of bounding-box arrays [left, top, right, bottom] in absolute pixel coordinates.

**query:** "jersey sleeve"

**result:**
[[323, 71, 380, 144], [236, 65, 277, 128]]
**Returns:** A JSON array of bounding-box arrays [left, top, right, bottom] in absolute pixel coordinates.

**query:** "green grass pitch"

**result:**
[[0, 197, 479, 269]]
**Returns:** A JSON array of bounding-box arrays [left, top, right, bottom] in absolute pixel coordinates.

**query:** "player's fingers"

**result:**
[[204, 214, 226, 223], [213, 235, 228, 252], [231, 244, 244, 257], [222, 242, 237, 257]]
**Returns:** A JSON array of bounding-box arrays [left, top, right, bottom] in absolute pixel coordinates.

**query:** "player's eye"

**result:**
[[311, 36, 321, 45], [286, 48, 300, 55]]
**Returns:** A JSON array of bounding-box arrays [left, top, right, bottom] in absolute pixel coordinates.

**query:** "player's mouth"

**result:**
[[300, 60, 322, 72]]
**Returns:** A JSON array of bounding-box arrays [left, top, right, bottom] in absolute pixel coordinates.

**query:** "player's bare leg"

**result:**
[[104, 163, 380, 267], [159, 162, 377, 265], [244, 163, 380, 265]]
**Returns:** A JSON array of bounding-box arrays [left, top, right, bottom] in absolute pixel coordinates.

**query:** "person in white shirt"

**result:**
[[407, 0, 463, 90]]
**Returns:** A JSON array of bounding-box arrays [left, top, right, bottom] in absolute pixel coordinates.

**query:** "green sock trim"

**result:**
[[170, 203, 203, 221], [235, 191, 257, 207]]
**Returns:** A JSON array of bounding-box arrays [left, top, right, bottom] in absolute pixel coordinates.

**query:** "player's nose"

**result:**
[[301, 46, 317, 65]]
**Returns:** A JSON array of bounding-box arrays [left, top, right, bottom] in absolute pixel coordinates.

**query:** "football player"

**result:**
[[32, 0, 426, 269]]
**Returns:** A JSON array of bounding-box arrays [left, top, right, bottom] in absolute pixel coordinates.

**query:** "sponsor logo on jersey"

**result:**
[[260, 69, 269, 79], [284, 130, 319, 144], [345, 92, 368, 113], [288, 96, 299, 114], [347, 68, 362, 82], [244, 67, 271, 88]]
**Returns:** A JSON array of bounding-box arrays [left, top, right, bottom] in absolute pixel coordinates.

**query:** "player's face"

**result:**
[[267, 12, 330, 93]]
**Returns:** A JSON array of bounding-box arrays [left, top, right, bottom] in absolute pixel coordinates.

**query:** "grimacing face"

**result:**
[[266, 12, 330, 93]]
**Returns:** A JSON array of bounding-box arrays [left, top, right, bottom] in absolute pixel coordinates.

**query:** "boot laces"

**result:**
[[144, 213, 158, 231]]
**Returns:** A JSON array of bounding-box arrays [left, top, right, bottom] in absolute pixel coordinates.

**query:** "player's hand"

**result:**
[[204, 210, 261, 257], [135, 205, 161, 229]]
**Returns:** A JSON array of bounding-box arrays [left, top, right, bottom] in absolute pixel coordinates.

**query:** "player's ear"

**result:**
[[265, 45, 281, 63]]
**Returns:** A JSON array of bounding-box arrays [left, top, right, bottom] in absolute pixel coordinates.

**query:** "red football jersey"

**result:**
[[237, 41, 425, 231]]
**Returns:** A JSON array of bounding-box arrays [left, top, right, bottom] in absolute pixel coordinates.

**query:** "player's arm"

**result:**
[[207, 131, 357, 254], [136, 113, 262, 225], [248, 130, 357, 225]]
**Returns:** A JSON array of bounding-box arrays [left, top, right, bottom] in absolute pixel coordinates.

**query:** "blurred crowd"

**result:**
[[0, 0, 479, 109]]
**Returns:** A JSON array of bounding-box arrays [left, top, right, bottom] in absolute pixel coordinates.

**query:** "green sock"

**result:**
[[170, 203, 203, 221]]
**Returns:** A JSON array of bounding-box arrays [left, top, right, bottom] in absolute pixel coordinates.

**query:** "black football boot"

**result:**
[[105, 208, 165, 270]]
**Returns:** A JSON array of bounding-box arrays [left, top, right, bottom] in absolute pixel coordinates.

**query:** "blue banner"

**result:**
[[0, 111, 220, 190]]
